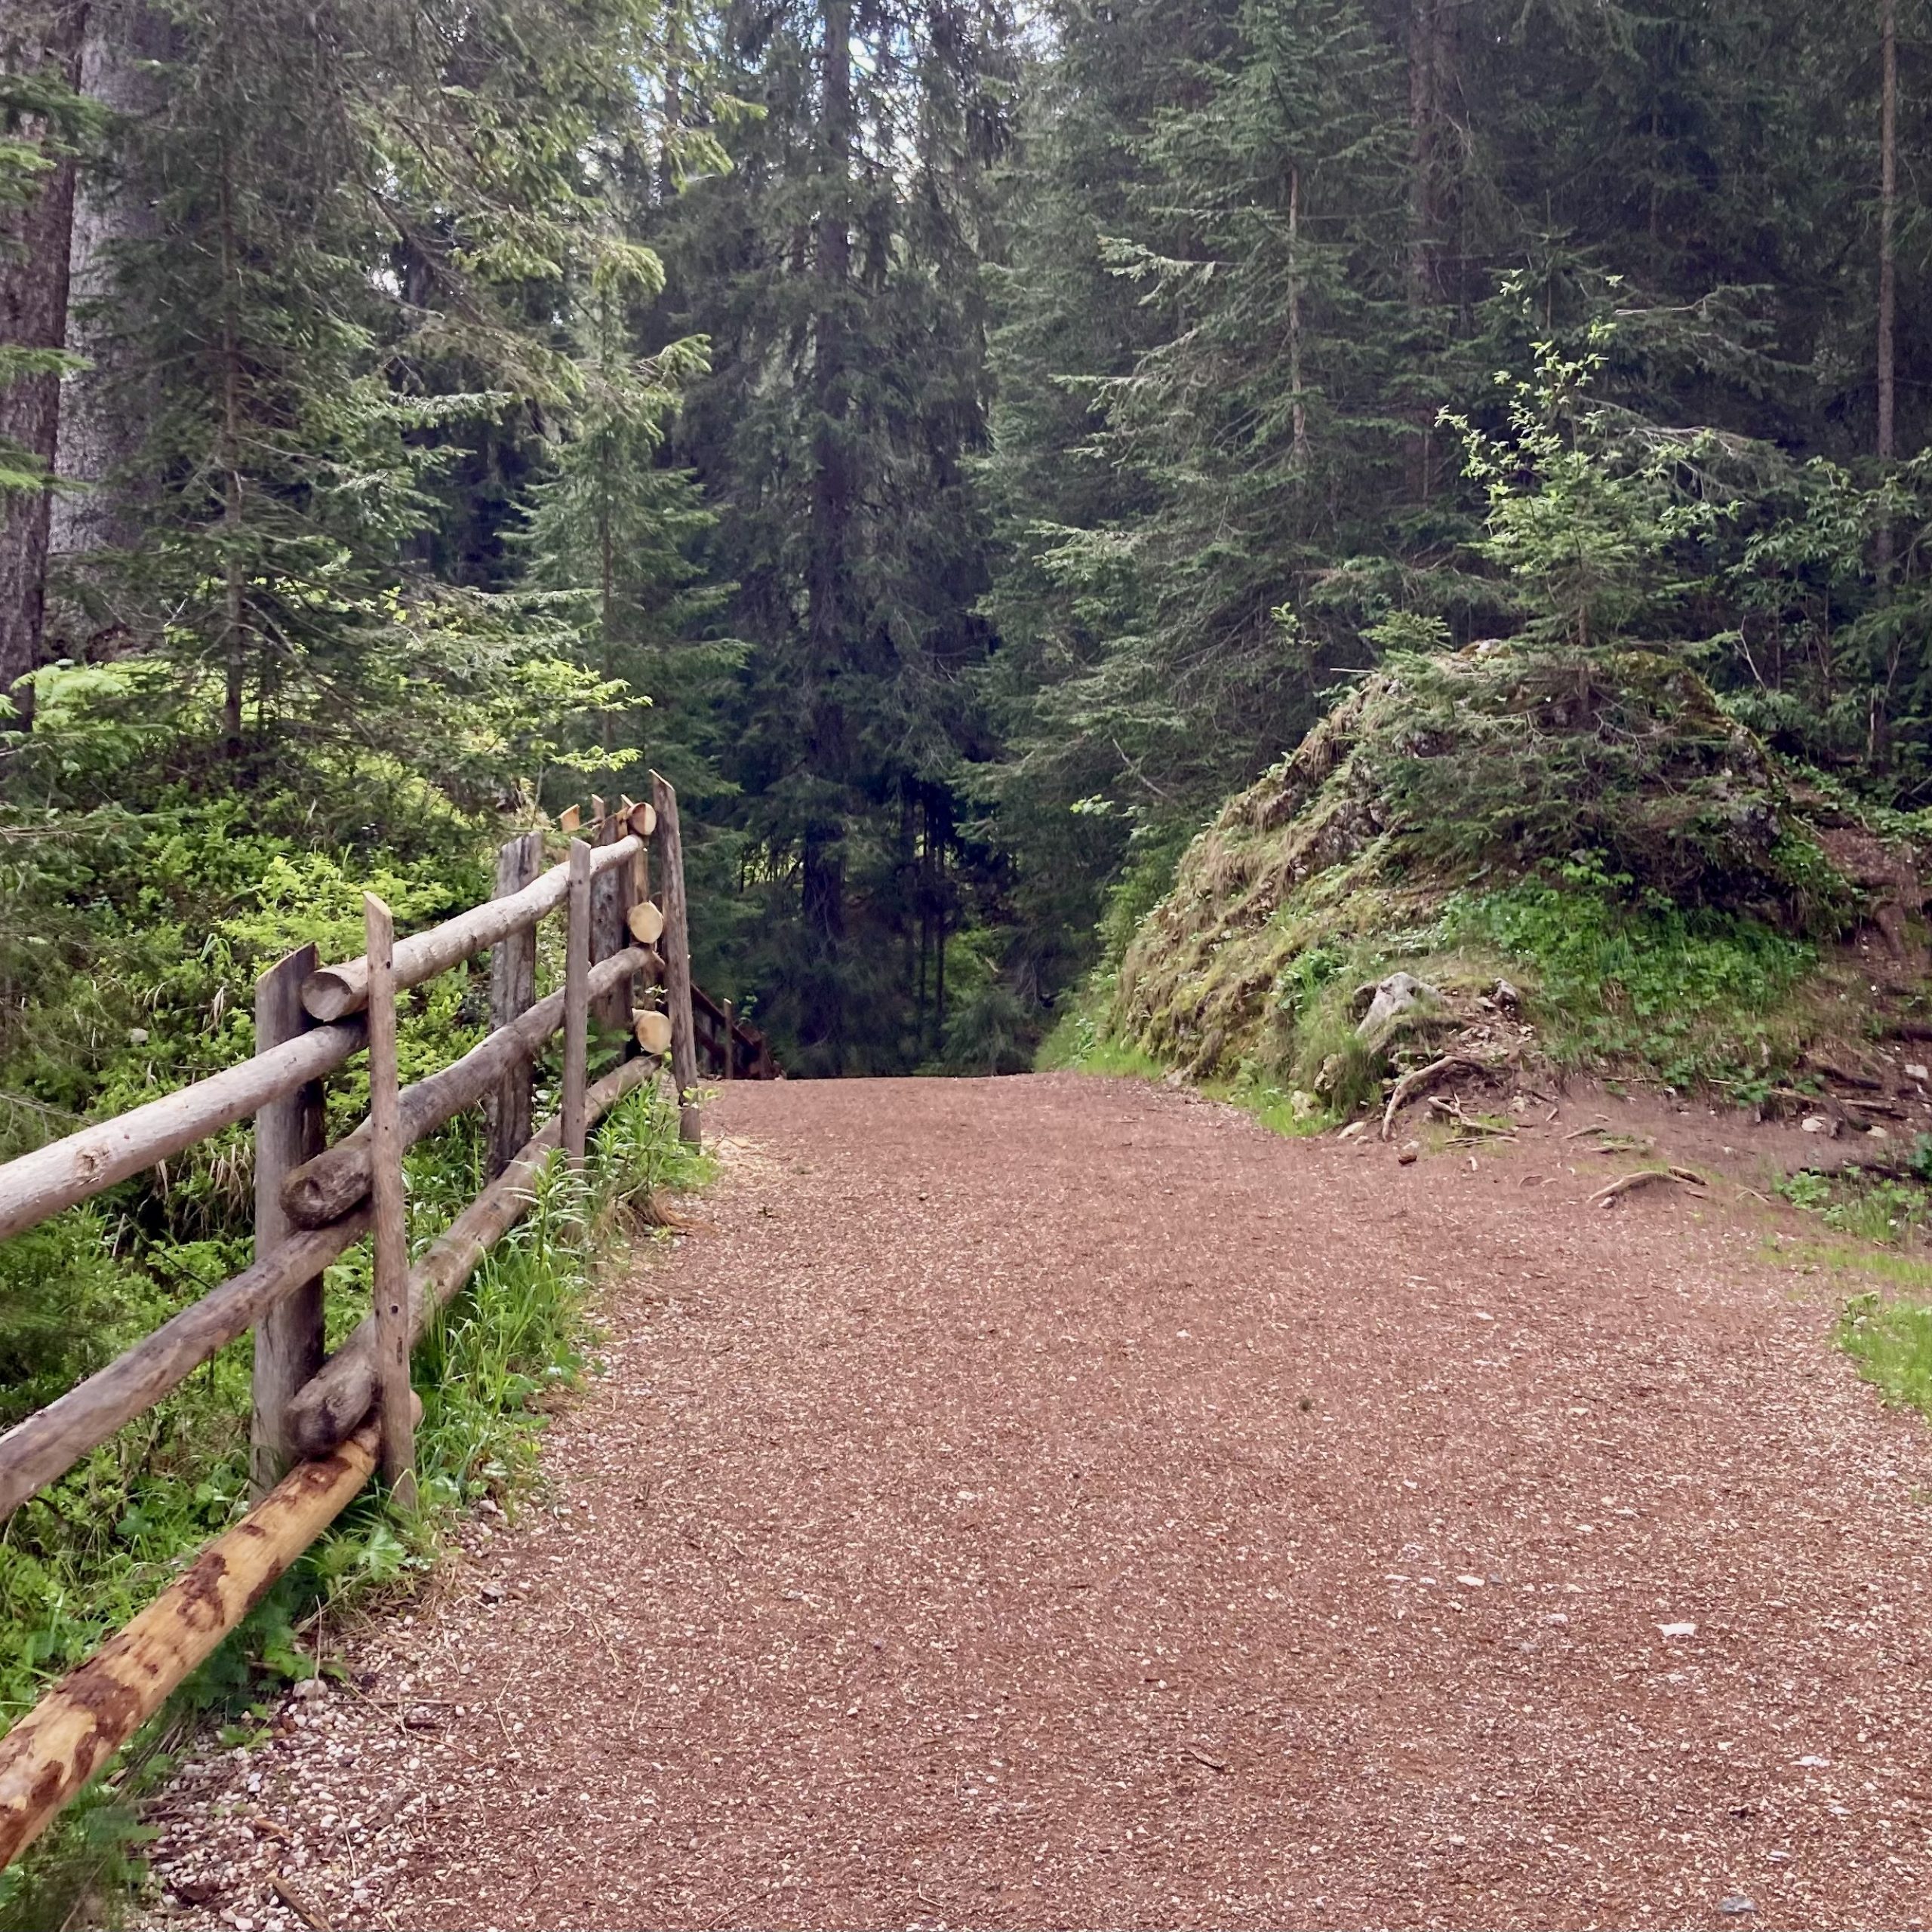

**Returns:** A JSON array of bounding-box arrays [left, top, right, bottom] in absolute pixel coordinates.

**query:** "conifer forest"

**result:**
[[13, 0, 1932, 1915], [2, 0, 1928, 1088]]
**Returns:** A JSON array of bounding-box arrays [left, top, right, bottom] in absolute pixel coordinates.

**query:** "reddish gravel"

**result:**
[[149, 1072, 1932, 1931]]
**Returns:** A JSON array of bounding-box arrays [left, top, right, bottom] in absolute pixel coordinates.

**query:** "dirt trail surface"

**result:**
[[149, 1074, 1932, 1931]]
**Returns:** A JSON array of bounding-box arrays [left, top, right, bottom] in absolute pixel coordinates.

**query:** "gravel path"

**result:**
[[149, 1073, 1932, 1931]]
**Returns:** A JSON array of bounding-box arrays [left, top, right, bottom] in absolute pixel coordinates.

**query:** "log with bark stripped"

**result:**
[[279, 947, 654, 1229]]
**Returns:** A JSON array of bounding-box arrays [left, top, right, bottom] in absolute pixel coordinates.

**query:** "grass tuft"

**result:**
[[1839, 1293, 1932, 1420]]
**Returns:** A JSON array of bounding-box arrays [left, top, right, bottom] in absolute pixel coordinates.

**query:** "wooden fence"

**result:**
[[0, 773, 752, 1870]]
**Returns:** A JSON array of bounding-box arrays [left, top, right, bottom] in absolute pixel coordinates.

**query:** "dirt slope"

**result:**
[[147, 1074, 1932, 1931]]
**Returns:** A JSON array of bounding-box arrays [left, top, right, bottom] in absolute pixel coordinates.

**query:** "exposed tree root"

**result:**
[[1380, 1054, 1496, 1140], [1590, 1165, 1707, 1208]]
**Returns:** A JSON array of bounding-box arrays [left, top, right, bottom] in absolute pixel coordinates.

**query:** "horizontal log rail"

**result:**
[[280, 947, 657, 1229], [300, 832, 641, 1023], [0, 1417, 384, 1871], [0, 1209, 371, 1518], [0, 784, 703, 1874], [691, 982, 780, 1081], [0, 1017, 367, 1244]]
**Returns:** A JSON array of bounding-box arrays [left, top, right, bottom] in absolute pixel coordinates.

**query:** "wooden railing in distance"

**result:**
[[692, 983, 780, 1081], [0, 779, 703, 1872]]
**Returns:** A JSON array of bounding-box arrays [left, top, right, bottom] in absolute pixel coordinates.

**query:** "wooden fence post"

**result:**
[[363, 894, 417, 1509], [564, 838, 591, 1168], [651, 771, 701, 1146], [250, 945, 326, 1497], [485, 829, 542, 1177], [591, 796, 628, 1038], [722, 998, 735, 1081]]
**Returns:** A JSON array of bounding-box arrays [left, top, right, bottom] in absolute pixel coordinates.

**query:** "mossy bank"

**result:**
[[1104, 644, 1929, 1118]]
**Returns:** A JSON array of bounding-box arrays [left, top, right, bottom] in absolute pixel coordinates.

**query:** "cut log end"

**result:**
[[629, 801, 657, 838], [634, 1009, 673, 1056], [298, 966, 361, 1025], [627, 900, 666, 946]]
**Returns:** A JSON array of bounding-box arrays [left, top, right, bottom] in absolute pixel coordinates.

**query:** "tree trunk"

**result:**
[[48, 0, 173, 632], [1405, 0, 1457, 310], [0, 0, 88, 731], [1287, 165, 1306, 472], [1876, 0, 1897, 580], [217, 110, 247, 761], [808, 0, 852, 669]]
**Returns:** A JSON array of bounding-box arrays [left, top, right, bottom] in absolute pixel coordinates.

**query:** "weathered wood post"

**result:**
[[722, 999, 735, 1081], [485, 828, 543, 1177], [250, 944, 326, 1497], [564, 838, 592, 1168], [651, 771, 701, 1146], [363, 894, 417, 1509], [591, 795, 628, 1039]]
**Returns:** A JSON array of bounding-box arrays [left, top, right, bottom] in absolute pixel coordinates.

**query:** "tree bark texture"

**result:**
[[48, 0, 174, 618], [1406, 0, 1458, 310], [0, 0, 88, 729]]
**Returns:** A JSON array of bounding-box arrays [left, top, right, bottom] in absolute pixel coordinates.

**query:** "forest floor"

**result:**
[[144, 1072, 1932, 1931]]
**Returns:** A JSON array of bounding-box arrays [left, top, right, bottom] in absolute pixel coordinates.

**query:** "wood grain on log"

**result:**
[[0, 1419, 381, 1871], [651, 772, 701, 1146], [299, 835, 639, 1023], [485, 829, 543, 1177], [564, 840, 591, 1168], [363, 894, 415, 1506], [250, 946, 328, 1496]]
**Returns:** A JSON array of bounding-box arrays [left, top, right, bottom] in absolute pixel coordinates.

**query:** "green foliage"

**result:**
[[1441, 862, 1817, 1089], [1840, 1294, 1932, 1423], [1441, 328, 1736, 651], [1777, 1168, 1932, 1246]]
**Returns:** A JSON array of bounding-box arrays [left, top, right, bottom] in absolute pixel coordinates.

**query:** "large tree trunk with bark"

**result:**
[[48, 0, 172, 639], [1405, 0, 1458, 311], [0, 0, 88, 730]]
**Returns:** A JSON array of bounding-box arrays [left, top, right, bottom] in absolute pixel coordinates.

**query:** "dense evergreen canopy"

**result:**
[[5, 0, 1930, 1080]]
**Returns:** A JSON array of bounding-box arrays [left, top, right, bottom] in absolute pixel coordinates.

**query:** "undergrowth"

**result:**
[[0, 1078, 706, 1931], [1777, 1158, 1932, 1247], [1439, 856, 1819, 1095], [1839, 1294, 1932, 1425]]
